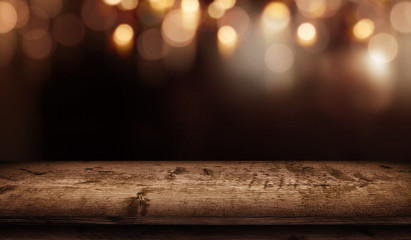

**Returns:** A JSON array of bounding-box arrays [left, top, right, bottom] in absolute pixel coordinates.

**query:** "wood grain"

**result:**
[[0, 161, 410, 225]]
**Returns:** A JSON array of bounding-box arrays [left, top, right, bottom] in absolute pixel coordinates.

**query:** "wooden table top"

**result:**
[[0, 161, 410, 225]]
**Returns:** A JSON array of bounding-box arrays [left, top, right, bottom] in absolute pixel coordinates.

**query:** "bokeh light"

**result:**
[[148, 0, 175, 13], [30, 0, 63, 19], [138, 28, 167, 61], [216, 0, 236, 10], [262, 2, 290, 31], [296, 0, 342, 18], [22, 29, 54, 59], [217, 25, 238, 58], [218, 7, 250, 39], [162, 9, 198, 47], [390, 1, 411, 34], [181, 0, 199, 13], [357, 0, 386, 28], [353, 18, 374, 41], [265, 44, 294, 73], [103, 0, 122, 6], [118, 0, 139, 10], [297, 22, 317, 46], [0, 2, 18, 34], [295, 0, 326, 18], [368, 33, 398, 64], [11, 0, 30, 29], [113, 24, 134, 46], [208, 1, 225, 19], [52, 14, 85, 47], [82, 0, 117, 31]]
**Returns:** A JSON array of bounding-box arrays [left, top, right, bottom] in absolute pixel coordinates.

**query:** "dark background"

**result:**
[[1, 1, 411, 161], [39, 30, 411, 161]]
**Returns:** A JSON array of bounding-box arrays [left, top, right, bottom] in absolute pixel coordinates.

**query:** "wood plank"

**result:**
[[0, 161, 410, 225]]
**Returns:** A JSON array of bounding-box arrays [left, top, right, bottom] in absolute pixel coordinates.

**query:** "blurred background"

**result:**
[[0, 0, 411, 161]]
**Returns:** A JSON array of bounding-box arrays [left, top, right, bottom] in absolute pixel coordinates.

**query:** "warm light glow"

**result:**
[[265, 44, 294, 73], [353, 19, 374, 40], [208, 1, 225, 19], [390, 1, 411, 34], [119, 0, 138, 10], [218, 7, 250, 39], [82, 0, 117, 31], [296, 0, 341, 18], [31, 0, 63, 19], [262, 2, 290, 31], [13, 0, 30, 29], [162, 9, 198, 47], [297, 23, 317, 46], [182, 0, 199, 13], [138, 28, 166, 60], [218, 25, 237, 45], [103, 0, 122, 6], [113, 24, 134, 46], [217, 25, 238, 58], [216, 0, 236, 10], [22, 29, 54, 59], [0, 2, 18, 34], [357, 1, 385, 28], [296, 0, 326, 18], [368, 33, 398, 64], [149, 0, 175, 13]]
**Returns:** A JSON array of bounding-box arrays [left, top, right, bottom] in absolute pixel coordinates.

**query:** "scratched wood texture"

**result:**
[[0, 161, 410, 225]]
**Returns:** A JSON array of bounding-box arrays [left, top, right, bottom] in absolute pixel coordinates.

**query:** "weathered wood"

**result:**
[[0, 161, 410, 225]]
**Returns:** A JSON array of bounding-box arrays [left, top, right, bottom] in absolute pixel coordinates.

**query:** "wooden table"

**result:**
[[0, 161, 410, 239]]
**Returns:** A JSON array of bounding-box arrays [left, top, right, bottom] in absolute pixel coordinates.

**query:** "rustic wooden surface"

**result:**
[[0, 161, 410, 225]]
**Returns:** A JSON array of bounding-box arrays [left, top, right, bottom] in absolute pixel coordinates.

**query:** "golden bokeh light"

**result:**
[[113, 24, 134, 56], [138, 28, 166, 61], [208, 1, 225, 19], [22, 29, 54, 59], [218, 25, 237, 45], [113, 24, 134, 46], [265, 44, 294, 73], [103, 0, 122, 6], [52, 14, 85, 47], [296, 0, 341, 18], [181, 0, 199, 13], [357, 0, 386, 28], [390, 1, 411, 34], [296, 0, 326, 18], [262, 2, 290, 31], [30, 0, 63, 19], [216, 0, 236, 10], [149, 0, 175, 13], [0, 2, 18, 34], [162, 9, 198, 47], [82, 0, 117, 31], [217, 25, 238, 58], [368, 33, 398, 64], [11, 0, 30, 29], [353, 18, 374, 40], [118, 0, 139, 10], [297, 22, 317, 46], [218, 7, 250, 39]]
